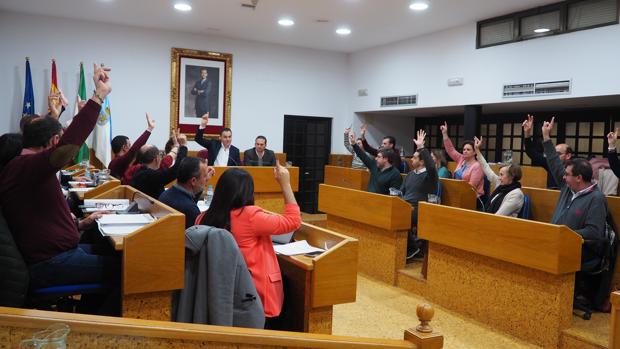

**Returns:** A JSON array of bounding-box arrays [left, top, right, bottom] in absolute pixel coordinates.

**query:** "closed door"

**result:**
[[283, 115, 332, 213]]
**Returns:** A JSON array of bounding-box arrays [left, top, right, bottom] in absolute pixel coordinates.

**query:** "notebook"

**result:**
[[271, 231, 295, 245]]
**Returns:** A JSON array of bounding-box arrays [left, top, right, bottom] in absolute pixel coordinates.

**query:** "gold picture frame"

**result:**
[[170, 47, 232, 139]]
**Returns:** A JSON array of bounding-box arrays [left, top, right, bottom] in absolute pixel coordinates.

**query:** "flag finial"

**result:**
[[25, 57, 30, 61], [52, 58, 55, 62]]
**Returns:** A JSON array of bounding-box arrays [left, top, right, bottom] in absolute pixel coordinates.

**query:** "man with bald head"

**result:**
[[131, 132, 188, 199], [523, 114, 574, 189]]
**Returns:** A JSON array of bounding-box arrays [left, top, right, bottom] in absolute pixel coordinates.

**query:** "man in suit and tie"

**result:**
[[195, 114, 241, 166], [191, 68, 214, 118], [243, 136, 276, 166]]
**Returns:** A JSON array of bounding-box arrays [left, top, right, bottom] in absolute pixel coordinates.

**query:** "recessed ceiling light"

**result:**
[[336, 27, 351, 36], [278, 18, 295, 26], [174, 2, 192, 11], [534, 28, 550, 33], [409, 0, 429, 11]]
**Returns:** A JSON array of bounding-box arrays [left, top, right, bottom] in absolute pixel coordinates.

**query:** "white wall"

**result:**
[[349, 21, 620, 113], [0, 12, 350, 153]]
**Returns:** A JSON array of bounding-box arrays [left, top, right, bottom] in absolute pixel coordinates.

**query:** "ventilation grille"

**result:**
[[380, 94, 418, 107], [503, 80, 570, 98]]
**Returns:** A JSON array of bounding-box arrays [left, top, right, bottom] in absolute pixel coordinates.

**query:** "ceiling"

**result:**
[[0, 0, 559, 52]]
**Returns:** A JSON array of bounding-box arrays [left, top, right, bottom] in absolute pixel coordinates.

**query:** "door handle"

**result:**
[[304, 172, 310, 175]]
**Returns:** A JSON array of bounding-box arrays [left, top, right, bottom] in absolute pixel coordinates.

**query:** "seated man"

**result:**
[[131, 132, 188, 200], [195, 114, 241, 166], [401, 130, 438, 259], [523, 114, 574, 189], [349, 131, 402, 195], [360, 123, 404, 173], [0, 64, 120, 315], [243, 136, 276, 166], [542, 117, 607, 309], [108, 113, 155, 178], [159, 157, 215, 228]]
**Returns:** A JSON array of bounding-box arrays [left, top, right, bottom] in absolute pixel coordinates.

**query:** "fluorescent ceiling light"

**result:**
[[278, 18, 295, 26], [409, 0, 429, 11], [534, 28, 550, 33], [174, 2, 192, 11], [336, 27, 352, 35]]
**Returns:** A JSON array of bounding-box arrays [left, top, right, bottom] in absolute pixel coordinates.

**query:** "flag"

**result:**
[[22, 57, 35, 116], [92, 96, 112, 167], [73, 62, 90, 164], [48, 59, 60, 113]]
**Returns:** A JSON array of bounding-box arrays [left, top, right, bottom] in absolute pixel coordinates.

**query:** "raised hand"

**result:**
[[273, 160, 291, 185], [440, 121, 448, 135], [542, 116, 555, 141], [206, 166, 216, 180], [360, 123, 367, 138], [92, 63, 112, 99], [608, 128, 618, 149], [171, 128, 180, 147], [177, 131, 188, 146], [473, 136, 483, 152], [344, 127, 351, 134], [522, 114, 534, 137], [58, 89, 69, 107], [200, 113, 210, 128], [349, 131, 356, 145], [48, 93, 62, 119], [413, 129, 426, 149], [145, 112, 155, 131]]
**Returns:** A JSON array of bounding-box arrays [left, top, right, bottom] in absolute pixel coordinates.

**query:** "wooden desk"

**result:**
[[208, 166, 299, 213], [274, 223, 358, 334], [91, 185, 185, 320], [414, 202, 581, 348], [188, 151, 287, 164], [74, 177, 121, 200], [438, 178, 477, 210], [324, 165, 369, 191], [329, 154, 353, 168], [318, 184, 410, 285]]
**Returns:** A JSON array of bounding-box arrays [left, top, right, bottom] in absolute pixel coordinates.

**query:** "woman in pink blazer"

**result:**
[[197, 162, 301, 320], [440, 121, 485, 198]]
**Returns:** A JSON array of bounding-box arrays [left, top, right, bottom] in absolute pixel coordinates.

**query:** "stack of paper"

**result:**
[[83, 199, 130, 212], [273, 240, 325, 256], [97, 213, 155, 237]]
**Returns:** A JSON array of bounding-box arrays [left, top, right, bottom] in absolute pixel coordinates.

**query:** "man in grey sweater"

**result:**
[[542, 117, 607, 309], [401, 130, 438, 260]]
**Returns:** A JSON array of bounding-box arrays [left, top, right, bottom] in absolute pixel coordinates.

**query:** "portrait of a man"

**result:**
[[185, 65, 219, 119]]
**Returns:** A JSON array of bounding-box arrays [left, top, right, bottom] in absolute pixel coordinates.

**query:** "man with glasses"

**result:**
[[523, 114, 574, 189], [542, 117, 608, 312]]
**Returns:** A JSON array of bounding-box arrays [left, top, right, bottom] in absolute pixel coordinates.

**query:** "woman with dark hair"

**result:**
[[440, 121, 484, 198], [431, 149, 451, 179], [0, 133, 23, 172], [197, 161, 301, 320], [474, 137, 524, 217]]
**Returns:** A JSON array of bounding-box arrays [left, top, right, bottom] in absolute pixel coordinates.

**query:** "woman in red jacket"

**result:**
[[197, 161, 301, 320]]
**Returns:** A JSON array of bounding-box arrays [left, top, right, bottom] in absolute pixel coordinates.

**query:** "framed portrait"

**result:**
[[170, 47, 232, 138]]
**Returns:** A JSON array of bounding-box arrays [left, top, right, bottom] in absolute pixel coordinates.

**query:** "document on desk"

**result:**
[[83, 199, 130, 212], [273, 240, 325, 256], [97, 214, 155, 236]]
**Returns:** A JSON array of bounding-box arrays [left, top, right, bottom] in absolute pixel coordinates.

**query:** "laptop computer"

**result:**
[[271, 231, 295, 245]]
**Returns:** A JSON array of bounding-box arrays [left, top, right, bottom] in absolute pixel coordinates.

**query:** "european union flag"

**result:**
[[22, 58, 35, 116]]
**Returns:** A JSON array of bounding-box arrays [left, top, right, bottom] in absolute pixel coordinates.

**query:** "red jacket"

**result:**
[[196, 203, 301, 317]]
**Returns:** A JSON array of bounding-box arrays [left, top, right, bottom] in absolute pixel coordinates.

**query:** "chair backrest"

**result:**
[[518, 195, 531, 219], [0, 209, 29, 307]]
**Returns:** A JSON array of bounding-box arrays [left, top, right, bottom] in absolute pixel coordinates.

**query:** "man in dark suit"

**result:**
[[191, 68, 215, 118], [195, 114, 241, 166], [243, 136, 276, 166]]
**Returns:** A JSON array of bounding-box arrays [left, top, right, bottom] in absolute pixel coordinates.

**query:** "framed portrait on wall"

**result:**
[[170, 47, 232, 138]]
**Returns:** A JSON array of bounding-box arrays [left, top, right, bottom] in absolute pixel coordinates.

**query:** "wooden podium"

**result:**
[[438, 178, 477, 210], [324, 165, 369, 191], [209, 166, 299, 213], [415, 202, 581, 348], [274, 222, 358, 334], [318, 184, 411, 284], [91, 185, 185, 320]]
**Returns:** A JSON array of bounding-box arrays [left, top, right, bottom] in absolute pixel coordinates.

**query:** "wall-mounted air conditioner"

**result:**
[[380, 94, 418, 107], [503, 80, 571, 98]]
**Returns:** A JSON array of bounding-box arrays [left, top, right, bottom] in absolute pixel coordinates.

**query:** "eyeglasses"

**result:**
[[556, 151, 566, 156]]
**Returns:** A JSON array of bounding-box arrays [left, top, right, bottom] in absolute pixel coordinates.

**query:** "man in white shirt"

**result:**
[[194, 113, 241, 166]]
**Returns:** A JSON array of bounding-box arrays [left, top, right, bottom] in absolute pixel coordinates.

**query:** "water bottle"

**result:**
[[400, 148, 405, 157], [205, 185, 214, 207]]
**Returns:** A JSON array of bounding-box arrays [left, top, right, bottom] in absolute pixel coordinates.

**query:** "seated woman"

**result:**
[[474, 136, 524, 217], [431, 149, 451, 179], [196, 161, 301, 322], [440, 122, 485, 200]]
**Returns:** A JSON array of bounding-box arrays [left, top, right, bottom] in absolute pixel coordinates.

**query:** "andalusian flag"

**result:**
[[91, 95, 112, 167], [22, 57, 35, 116], [73, 62, 90, 164], [49, 59, 60, 113]]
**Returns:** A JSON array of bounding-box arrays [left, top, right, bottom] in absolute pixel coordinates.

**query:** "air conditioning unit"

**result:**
[[503, 80, 570, 98], [380, 94, 418, 107]]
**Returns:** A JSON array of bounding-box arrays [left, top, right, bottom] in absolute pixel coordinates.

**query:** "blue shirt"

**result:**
[[159, 184, 200, 228]]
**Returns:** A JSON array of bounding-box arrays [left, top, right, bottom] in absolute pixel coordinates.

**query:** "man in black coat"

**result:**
[[243, 136, 276, 166], [191, 68, 215, 118], [195, 114, 241, 166]]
